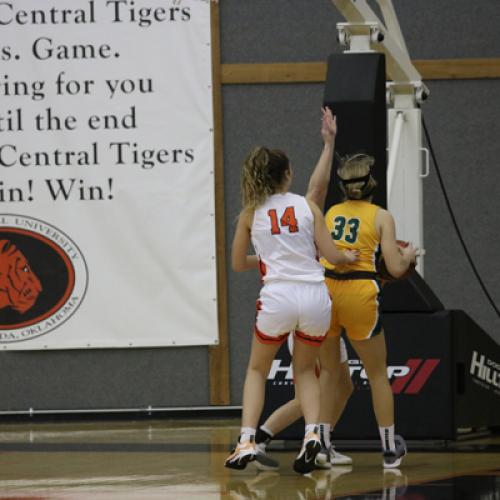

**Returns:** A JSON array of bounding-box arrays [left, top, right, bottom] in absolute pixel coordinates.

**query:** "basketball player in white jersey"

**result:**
[[224, 144, 358, 474], [252, 108, 354, 471]]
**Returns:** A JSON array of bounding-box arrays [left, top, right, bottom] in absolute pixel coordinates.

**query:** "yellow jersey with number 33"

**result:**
[[321, 200, 380, 273]]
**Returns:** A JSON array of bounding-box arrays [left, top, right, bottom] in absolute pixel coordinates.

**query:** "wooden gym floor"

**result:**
[[0, 418, 498, 499]]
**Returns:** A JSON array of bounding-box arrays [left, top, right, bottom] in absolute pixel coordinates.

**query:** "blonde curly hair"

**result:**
[[241, 147, 290, 209]]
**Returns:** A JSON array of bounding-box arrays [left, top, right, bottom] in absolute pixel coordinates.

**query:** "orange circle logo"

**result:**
[[0, 215, 88, 343]]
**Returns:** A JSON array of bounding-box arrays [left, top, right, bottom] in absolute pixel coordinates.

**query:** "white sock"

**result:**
[[305, 423, 318, 435], [240, 426, 256, 443], [379, 425, 395, 452], [319, 423, 331, 448]]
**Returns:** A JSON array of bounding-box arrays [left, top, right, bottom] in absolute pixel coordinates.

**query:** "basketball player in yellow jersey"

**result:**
[[323, 189, 384, 341], [307, 108, 417, 469]]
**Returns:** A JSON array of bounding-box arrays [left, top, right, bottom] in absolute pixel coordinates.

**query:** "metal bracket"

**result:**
[[420, 147, 430, 178]]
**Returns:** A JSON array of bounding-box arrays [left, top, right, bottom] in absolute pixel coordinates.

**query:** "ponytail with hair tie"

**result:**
[[337, 153, 377, 200]]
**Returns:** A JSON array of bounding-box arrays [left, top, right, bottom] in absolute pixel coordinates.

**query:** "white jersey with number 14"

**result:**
[[251, 192, 325, 283]]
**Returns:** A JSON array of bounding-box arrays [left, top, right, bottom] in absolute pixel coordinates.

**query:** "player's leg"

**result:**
[[315, 279, 354, 467], [342, 279, 406, 468], [350, 331, 406, 468], [292, 335, 322, 473], [317, 335, 342, 430], [242, 336, 284, 428], [317, 277, 343, 454], [316, 336, 354, 467], [253, 398, 302, 471], [328, 339, 354, 465], [225, 335, 283, 469], [292, 281, 331, 474], [259, 398, 302, 437], [256, 397, 302, 449], [330, 338, 353, 428], [226, 282, 294, 470]]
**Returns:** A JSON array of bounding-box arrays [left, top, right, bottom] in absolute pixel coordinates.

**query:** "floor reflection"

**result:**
[[223, 468, 500, 500], [0, 420, 498, 499]]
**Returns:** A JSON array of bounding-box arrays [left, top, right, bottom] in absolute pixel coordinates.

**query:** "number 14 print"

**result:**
[[267, 206, 299, 235]]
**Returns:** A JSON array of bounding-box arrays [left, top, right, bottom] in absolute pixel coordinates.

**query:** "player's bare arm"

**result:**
[[308, 200, 358, 265], [376, 209, 417, 278], [306, 107, 337, 210], [231, 209, 259, 272]]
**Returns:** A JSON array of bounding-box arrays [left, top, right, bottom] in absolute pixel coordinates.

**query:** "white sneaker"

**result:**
[[314, 445, 331, 469], [330, 446, 353, 465], [316, 444, 352, 467]]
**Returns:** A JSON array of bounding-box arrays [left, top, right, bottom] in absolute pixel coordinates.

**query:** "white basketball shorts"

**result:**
[[254, 281, 331, 346]]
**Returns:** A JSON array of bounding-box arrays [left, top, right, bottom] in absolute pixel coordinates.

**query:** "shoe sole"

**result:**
[[293, 440, 321, 475], [225, 453, 256, 470], [316, 451, 353, 467], [331, 456, 353, 466]]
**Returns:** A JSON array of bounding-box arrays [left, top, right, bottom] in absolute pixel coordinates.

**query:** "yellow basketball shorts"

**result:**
[[325, 277, 382, 341]]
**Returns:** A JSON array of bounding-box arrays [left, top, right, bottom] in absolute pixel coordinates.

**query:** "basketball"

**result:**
[[378, 240, 416, 282]]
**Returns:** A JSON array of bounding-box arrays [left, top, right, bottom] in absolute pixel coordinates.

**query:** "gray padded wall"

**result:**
[[220, 1, 500, 404], [2, 348, 209, 411], [220, 0, 500, 62]]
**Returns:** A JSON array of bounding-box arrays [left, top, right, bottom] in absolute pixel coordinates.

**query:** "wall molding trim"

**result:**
[[221, 59, 500, 84]]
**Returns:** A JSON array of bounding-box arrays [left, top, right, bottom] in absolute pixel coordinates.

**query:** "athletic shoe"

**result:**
[[330, 446, 353, 465], [383, 435, 407, 469], [253, 443, 280, 471], [293, 430, 321, 474], [316, 444, 353, 467], [314, 445, 331, 469], [225, 439, 257, 470]]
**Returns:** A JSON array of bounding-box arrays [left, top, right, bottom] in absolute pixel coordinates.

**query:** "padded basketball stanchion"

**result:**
[[323, 53, 387, 209], [260, 310, 500, 443]]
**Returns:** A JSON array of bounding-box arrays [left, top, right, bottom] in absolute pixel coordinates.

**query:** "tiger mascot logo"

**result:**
[[0, 239, 42, 314]]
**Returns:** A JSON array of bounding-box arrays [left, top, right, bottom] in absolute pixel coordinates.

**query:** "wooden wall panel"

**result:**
[[208, 2, 230, 405], [221, 59, 500, 84]]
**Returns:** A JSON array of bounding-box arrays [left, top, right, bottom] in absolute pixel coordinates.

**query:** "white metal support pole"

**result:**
[[332, 0, 429, 276], [387, 110, 405, 201], [387, 92, 425, 275]]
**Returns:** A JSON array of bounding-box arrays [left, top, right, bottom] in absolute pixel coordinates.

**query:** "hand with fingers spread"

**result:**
[[343, 249, 359, 264], [321, 106, 337, 145]]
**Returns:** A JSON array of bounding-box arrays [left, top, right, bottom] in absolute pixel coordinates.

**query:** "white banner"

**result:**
[[0, 0, 218, 349]]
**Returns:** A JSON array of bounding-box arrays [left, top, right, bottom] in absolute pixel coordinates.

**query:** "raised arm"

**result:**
[[376, 209, 417, 278], [307, 200, 358, 266], [306, 107, 337, 211], [231, 209, 260, 272]]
